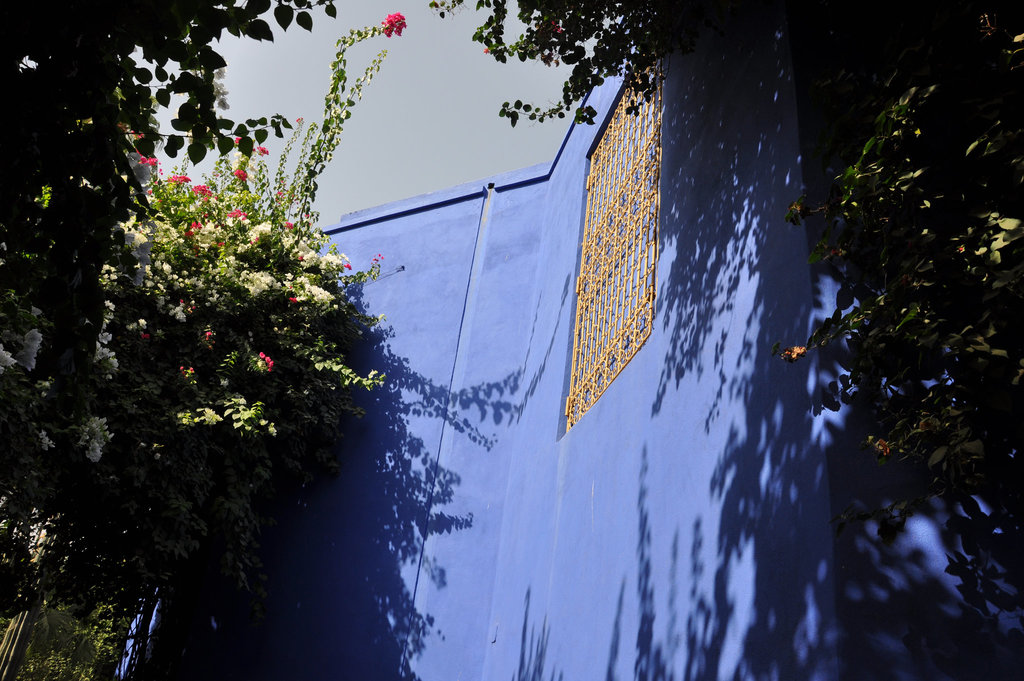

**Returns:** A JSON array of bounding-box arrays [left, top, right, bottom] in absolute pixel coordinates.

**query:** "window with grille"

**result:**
[[565, 81, 662, 429]]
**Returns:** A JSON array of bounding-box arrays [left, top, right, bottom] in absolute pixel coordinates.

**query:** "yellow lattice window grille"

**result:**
[[565, 80, 662, 429]]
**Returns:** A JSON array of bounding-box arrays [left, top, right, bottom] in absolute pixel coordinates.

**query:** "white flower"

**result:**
[[14, 329, 42, 371], [77, 416, 111, 463], [0, 344, 17, 374], [39, 430, 54, 451]]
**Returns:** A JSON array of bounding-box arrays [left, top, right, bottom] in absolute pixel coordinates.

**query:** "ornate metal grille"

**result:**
[[566, 82, 662, 429]]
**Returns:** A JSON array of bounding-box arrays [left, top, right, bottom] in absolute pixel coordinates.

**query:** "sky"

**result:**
[[158, 2, 572, 227]]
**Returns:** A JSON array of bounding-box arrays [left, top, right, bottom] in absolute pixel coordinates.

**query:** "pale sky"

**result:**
[[159, 2, 571, 226]]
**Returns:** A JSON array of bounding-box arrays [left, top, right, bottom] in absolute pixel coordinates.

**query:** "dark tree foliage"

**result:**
[[784, 0, 1024, 650], [789, 1, 1024, 520], [1, 2, 341, 677], [432, 0, 742, 125]]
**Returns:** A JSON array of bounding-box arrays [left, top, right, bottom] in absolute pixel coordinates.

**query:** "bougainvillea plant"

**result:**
[[1, 14, 403, 679]]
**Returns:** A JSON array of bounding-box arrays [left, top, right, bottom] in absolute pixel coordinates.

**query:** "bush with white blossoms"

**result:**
[[0, 16, 401, 660], [74, 124, 385, 600]]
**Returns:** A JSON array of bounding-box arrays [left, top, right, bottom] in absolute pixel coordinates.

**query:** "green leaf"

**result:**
[[296, 10, 313, 32], [217, 136, 234, 155], [188, 142, 207, 164], [324, 2, 337, 18], [246, 0, 272, 14], [165, 135, 184, 156], [171, 71, 201, 94], [927, 446, 947, 467], [246, 18, 274, 41], [197, 49, 228, 70], [255, 129, 268, 144], [238, 136, 254, 156], [134, 137, 156, 156], [960, 440, 985, 456]]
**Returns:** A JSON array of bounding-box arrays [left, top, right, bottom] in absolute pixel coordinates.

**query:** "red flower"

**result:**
[[234, 169, 248, 181], [285, 221, 294, 230], [227, 209, 247, 219], [256, 146, 269, 156], [168, 174, 191, 184], [193, 184, 213, 197], [344, 263, 352, 270], [483, 48, 490, 54], [140, 333, 150, 339], [382, 12, 407, 37], [137, 156, 158, 166], [289, 296, 298, 303]]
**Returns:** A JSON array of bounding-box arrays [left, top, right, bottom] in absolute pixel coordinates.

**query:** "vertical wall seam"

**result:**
[[402, 184, 494, 668]]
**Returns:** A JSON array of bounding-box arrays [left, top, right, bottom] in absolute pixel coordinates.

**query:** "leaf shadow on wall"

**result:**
[[177, 306, 495, 681], [510, 589, 564, 681], [645, 4, 839, 680]]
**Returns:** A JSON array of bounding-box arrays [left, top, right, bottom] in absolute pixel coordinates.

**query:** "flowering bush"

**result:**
[[72, 132, 386, 599], [0, 13, 404, 678]]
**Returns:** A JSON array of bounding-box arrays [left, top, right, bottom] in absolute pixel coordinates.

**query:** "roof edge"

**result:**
[[324, 90, 593, 235]]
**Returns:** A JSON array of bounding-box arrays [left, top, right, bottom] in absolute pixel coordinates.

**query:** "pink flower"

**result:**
[[289, 296, 298, 303], [234, 169, 248, 181], [256, 146, 269, 156], [227, 209, 247, 219], [138, 156, 158, 166], [483, 48, 490, 54], [257, 352, 274, 372], [344, 263, 352, 270], [234, 136, 241, 144], [140, 333, 150, 339], [169, 174, 191, 184], [285, 221, 294, 230], [551, 20, 564, 33], [297, 255, 304, 261], [192, 184, 213, 197], [382, 12, 407, 37]]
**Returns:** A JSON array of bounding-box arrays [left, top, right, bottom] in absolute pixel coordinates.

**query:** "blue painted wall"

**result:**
[[180, 3, 1023, 680]]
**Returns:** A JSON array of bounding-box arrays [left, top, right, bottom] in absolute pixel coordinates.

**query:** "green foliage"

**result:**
[[790, 5, 1024, 512], [1, 14, 399, 678], [0, 0, 338, 418], [0, 604, 124, 681], [432, 0, 742, 124]]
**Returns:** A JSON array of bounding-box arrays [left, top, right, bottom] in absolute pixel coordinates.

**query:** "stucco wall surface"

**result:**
[[179, 2, 1023, 680]]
